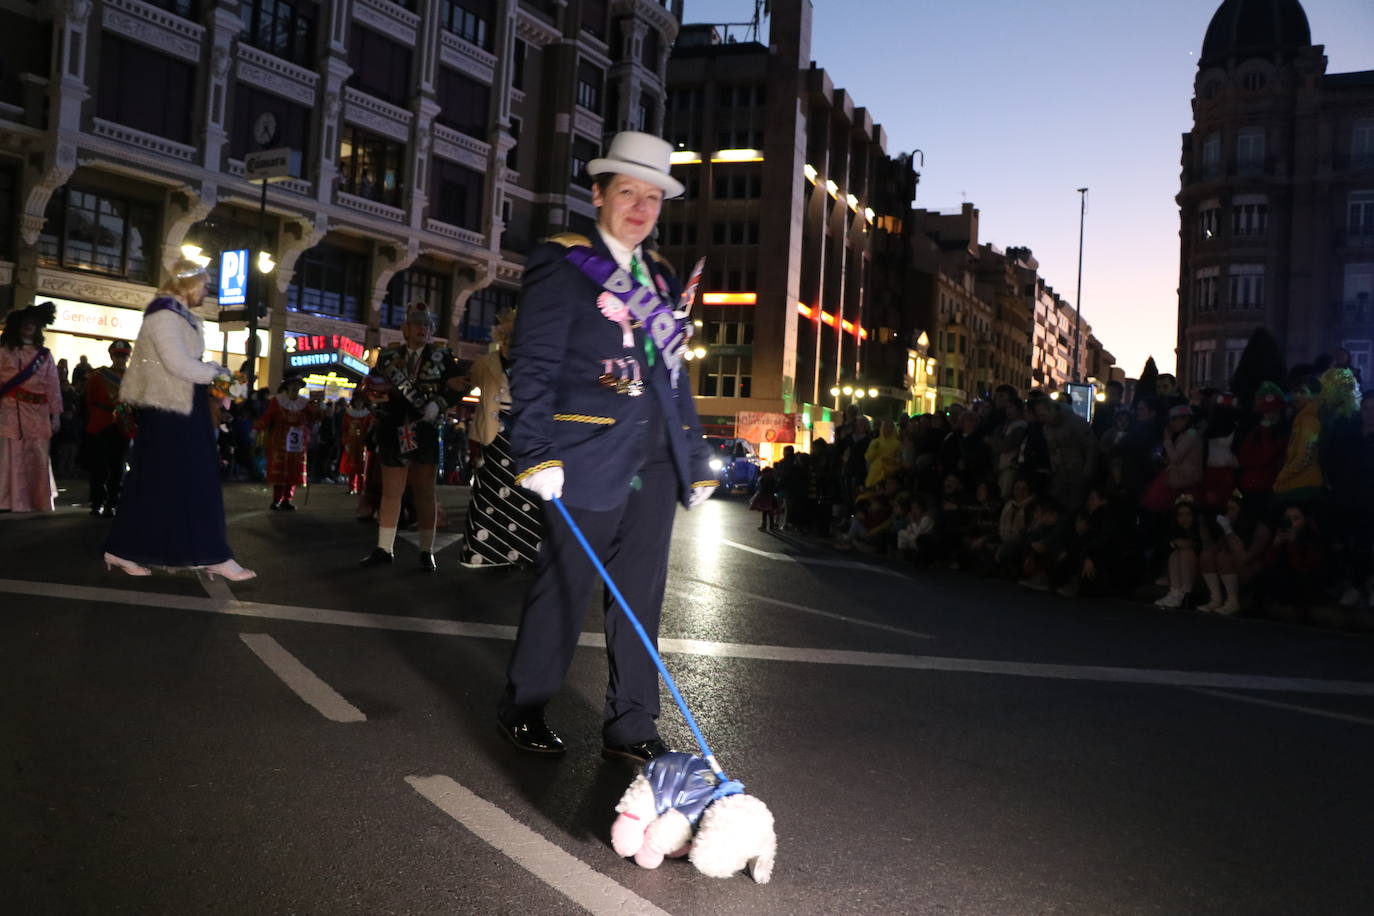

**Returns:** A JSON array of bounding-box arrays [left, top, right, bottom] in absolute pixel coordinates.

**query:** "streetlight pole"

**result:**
[[247, 175, 268, 394], [1073, 187, 1087, 383]]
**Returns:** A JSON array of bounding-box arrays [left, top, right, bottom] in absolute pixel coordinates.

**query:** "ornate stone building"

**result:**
[[1177, 0, 1374, 392], [0, 0, 681, 388]]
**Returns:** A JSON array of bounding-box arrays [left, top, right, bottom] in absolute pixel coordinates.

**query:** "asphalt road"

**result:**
[[4, 480, 1374, 915]]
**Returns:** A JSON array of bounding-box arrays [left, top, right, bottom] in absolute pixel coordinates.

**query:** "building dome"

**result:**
[[1199, 0, 1312, 69]]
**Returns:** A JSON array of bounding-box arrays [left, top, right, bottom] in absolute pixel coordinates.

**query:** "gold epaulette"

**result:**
[[646, 249, 676, 273], [545, 232, 592, 248]]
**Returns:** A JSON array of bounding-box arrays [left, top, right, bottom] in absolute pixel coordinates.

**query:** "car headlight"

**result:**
[[708, 458, 724, 471]]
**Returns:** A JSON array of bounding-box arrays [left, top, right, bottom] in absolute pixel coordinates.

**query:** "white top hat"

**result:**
[[586, 131, 685, 199]]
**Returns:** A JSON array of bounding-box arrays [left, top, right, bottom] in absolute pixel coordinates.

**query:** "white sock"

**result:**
[[377, 527, 397, 554], [419, 528, 436, 552]]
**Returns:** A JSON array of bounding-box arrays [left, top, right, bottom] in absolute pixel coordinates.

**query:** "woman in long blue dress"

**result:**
[[103, 258, 256, 581]]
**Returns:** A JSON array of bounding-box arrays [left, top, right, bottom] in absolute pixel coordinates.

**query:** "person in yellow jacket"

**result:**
[[1273, 377, 1324, 505], [864, 419, 902, 488]]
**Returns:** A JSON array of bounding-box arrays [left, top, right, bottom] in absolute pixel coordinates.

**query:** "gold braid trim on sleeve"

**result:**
[[690, 480, 720, 489], [553, 414, 617, 425], [514, 459, 564, 485]]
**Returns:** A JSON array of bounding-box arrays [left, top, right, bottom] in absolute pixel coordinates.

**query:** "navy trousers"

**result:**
[[499, 440, 678, 746]]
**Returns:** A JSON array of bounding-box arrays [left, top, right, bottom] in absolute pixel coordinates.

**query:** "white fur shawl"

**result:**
[[120, 299, 220, 415]]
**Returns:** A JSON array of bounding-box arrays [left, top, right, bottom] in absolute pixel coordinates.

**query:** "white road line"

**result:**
[[7, 577, 1374, 698], [675, 575, 934, 640], [239, 633, 366, 723], [406, 775, 672, 916], [396, 531, 465, 554], [1190, 687, 1374, 727], [718, 538, 910, 578], [197, 570, 237, 604]]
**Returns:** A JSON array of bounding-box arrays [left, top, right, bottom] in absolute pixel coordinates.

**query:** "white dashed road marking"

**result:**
[[1190, 687, 1374, 727], [197, 570, 236, 604], [717, 537, 910, 578], [239, 633, 366, 723], [407, 775, 672, 916]]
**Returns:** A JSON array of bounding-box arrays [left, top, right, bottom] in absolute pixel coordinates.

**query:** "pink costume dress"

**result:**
[[0, 344, 62, 512]]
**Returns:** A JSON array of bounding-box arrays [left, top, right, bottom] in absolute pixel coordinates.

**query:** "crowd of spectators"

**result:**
[[767, 354, 1374, 619]]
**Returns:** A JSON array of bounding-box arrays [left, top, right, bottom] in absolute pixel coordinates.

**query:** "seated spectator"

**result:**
[[896, 493, 937, 563], [1019, 496, 1068, 590], [1155, 495, 1203, 608], [991, 477, 1036, 575], [961, 480, 1003, 562], [838, 491, 894, 551], [1273, 377, 1324, 509], [864, 419, 902, 488], [1257, 503, 1327, 611], [1198, 492, 1271, 615], [1057, 487, 1138, 598]]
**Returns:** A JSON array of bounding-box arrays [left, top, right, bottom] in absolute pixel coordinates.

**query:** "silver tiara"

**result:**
[[175, 264, 209, 279]]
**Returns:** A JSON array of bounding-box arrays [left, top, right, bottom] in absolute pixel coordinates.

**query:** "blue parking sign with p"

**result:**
[[219, 248, 249, 306]]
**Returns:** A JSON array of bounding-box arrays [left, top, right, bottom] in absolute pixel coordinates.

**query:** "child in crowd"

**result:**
[[749, 466, 782, 531], [896, 494, 937, 564], [1019, 496, 1067, 590], [1155, 494, 1203, 608], [1197, 492, 1271, 614], [1258, 503, 1327, 612]]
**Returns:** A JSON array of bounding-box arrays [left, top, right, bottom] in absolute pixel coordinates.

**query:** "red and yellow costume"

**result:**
[[339, 404, 373, 493], [255, 391, 317, 506]]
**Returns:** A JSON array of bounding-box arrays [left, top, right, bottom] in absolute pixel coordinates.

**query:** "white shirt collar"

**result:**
[[597, 226, 642, 272]]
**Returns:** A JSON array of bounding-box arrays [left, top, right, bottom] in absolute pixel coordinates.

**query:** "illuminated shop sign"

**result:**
[[284, 333, 369, 377]]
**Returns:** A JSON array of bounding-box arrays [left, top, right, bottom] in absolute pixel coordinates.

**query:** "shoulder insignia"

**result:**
[[545, 232, 592, 249], [646, 249, 676, 273]]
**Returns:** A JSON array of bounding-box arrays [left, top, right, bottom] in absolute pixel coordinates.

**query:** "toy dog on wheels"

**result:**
[[549, 498, 778, 883], [611, 750, 775, 882]]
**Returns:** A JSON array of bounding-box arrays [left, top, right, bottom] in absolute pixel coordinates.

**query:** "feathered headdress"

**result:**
[[1, 301, 57, 350]]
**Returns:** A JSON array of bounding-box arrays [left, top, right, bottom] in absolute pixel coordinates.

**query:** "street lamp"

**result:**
[[867, 387, 878, 398], [842, 385, 853, 396], [1073, 187, 1088, 382], [829, 385, 841, 396]]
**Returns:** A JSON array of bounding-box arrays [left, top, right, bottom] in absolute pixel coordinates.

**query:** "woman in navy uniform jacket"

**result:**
[[498, 132, 716, 762]]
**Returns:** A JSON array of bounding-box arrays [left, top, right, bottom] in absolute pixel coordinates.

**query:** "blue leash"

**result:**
[[549, 496, 731, 784]]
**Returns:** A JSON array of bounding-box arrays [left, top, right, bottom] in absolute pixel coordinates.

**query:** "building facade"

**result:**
[[0, 0, 682, 390], [1177, 0, 1374, 392], [660, 0, 917, 444]]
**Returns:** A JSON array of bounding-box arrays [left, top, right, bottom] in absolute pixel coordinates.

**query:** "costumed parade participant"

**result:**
[[0, 301, 62, 512], [339, 390, 373, 496], [497, 131, 716, 762], [361, 302, 471, 571], [459, 309, 543, 568], [103, 258, 255, 581], [83, 339, 134, 517], [254, 375, 317, 510]]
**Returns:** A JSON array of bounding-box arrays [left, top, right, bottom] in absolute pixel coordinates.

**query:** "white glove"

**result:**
[[1216, 514, 1233, 536], [51, 414, 61, 435], [688, 485, 715, 508], [422, 400, 440, 423], [521, 465, 564, 500]]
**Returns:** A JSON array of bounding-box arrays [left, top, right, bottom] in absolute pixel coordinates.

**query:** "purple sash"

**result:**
[[145, 296, 199, 328], [563, 248, 687, 383], [0, 347, 50, 400]]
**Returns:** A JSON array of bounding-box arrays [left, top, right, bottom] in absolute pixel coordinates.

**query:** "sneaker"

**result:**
[[1155, 590, 1185, 609]]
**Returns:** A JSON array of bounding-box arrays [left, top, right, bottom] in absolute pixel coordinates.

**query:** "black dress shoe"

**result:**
[[498, 716, 566, 755], [281, 500, 297, 511], [90, 506, 103, 517], [417, 551, 436, 571], [602, 738, 672, 763], [101, 506, 116, 518], [360, 547, 394, 566], [270, 500, 282, 511]]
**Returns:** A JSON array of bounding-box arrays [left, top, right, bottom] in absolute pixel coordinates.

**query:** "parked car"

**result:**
[[705, 437, 761, 494]]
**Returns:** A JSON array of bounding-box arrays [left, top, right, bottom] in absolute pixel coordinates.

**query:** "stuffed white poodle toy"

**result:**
[[611, 751, 776, 883]]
